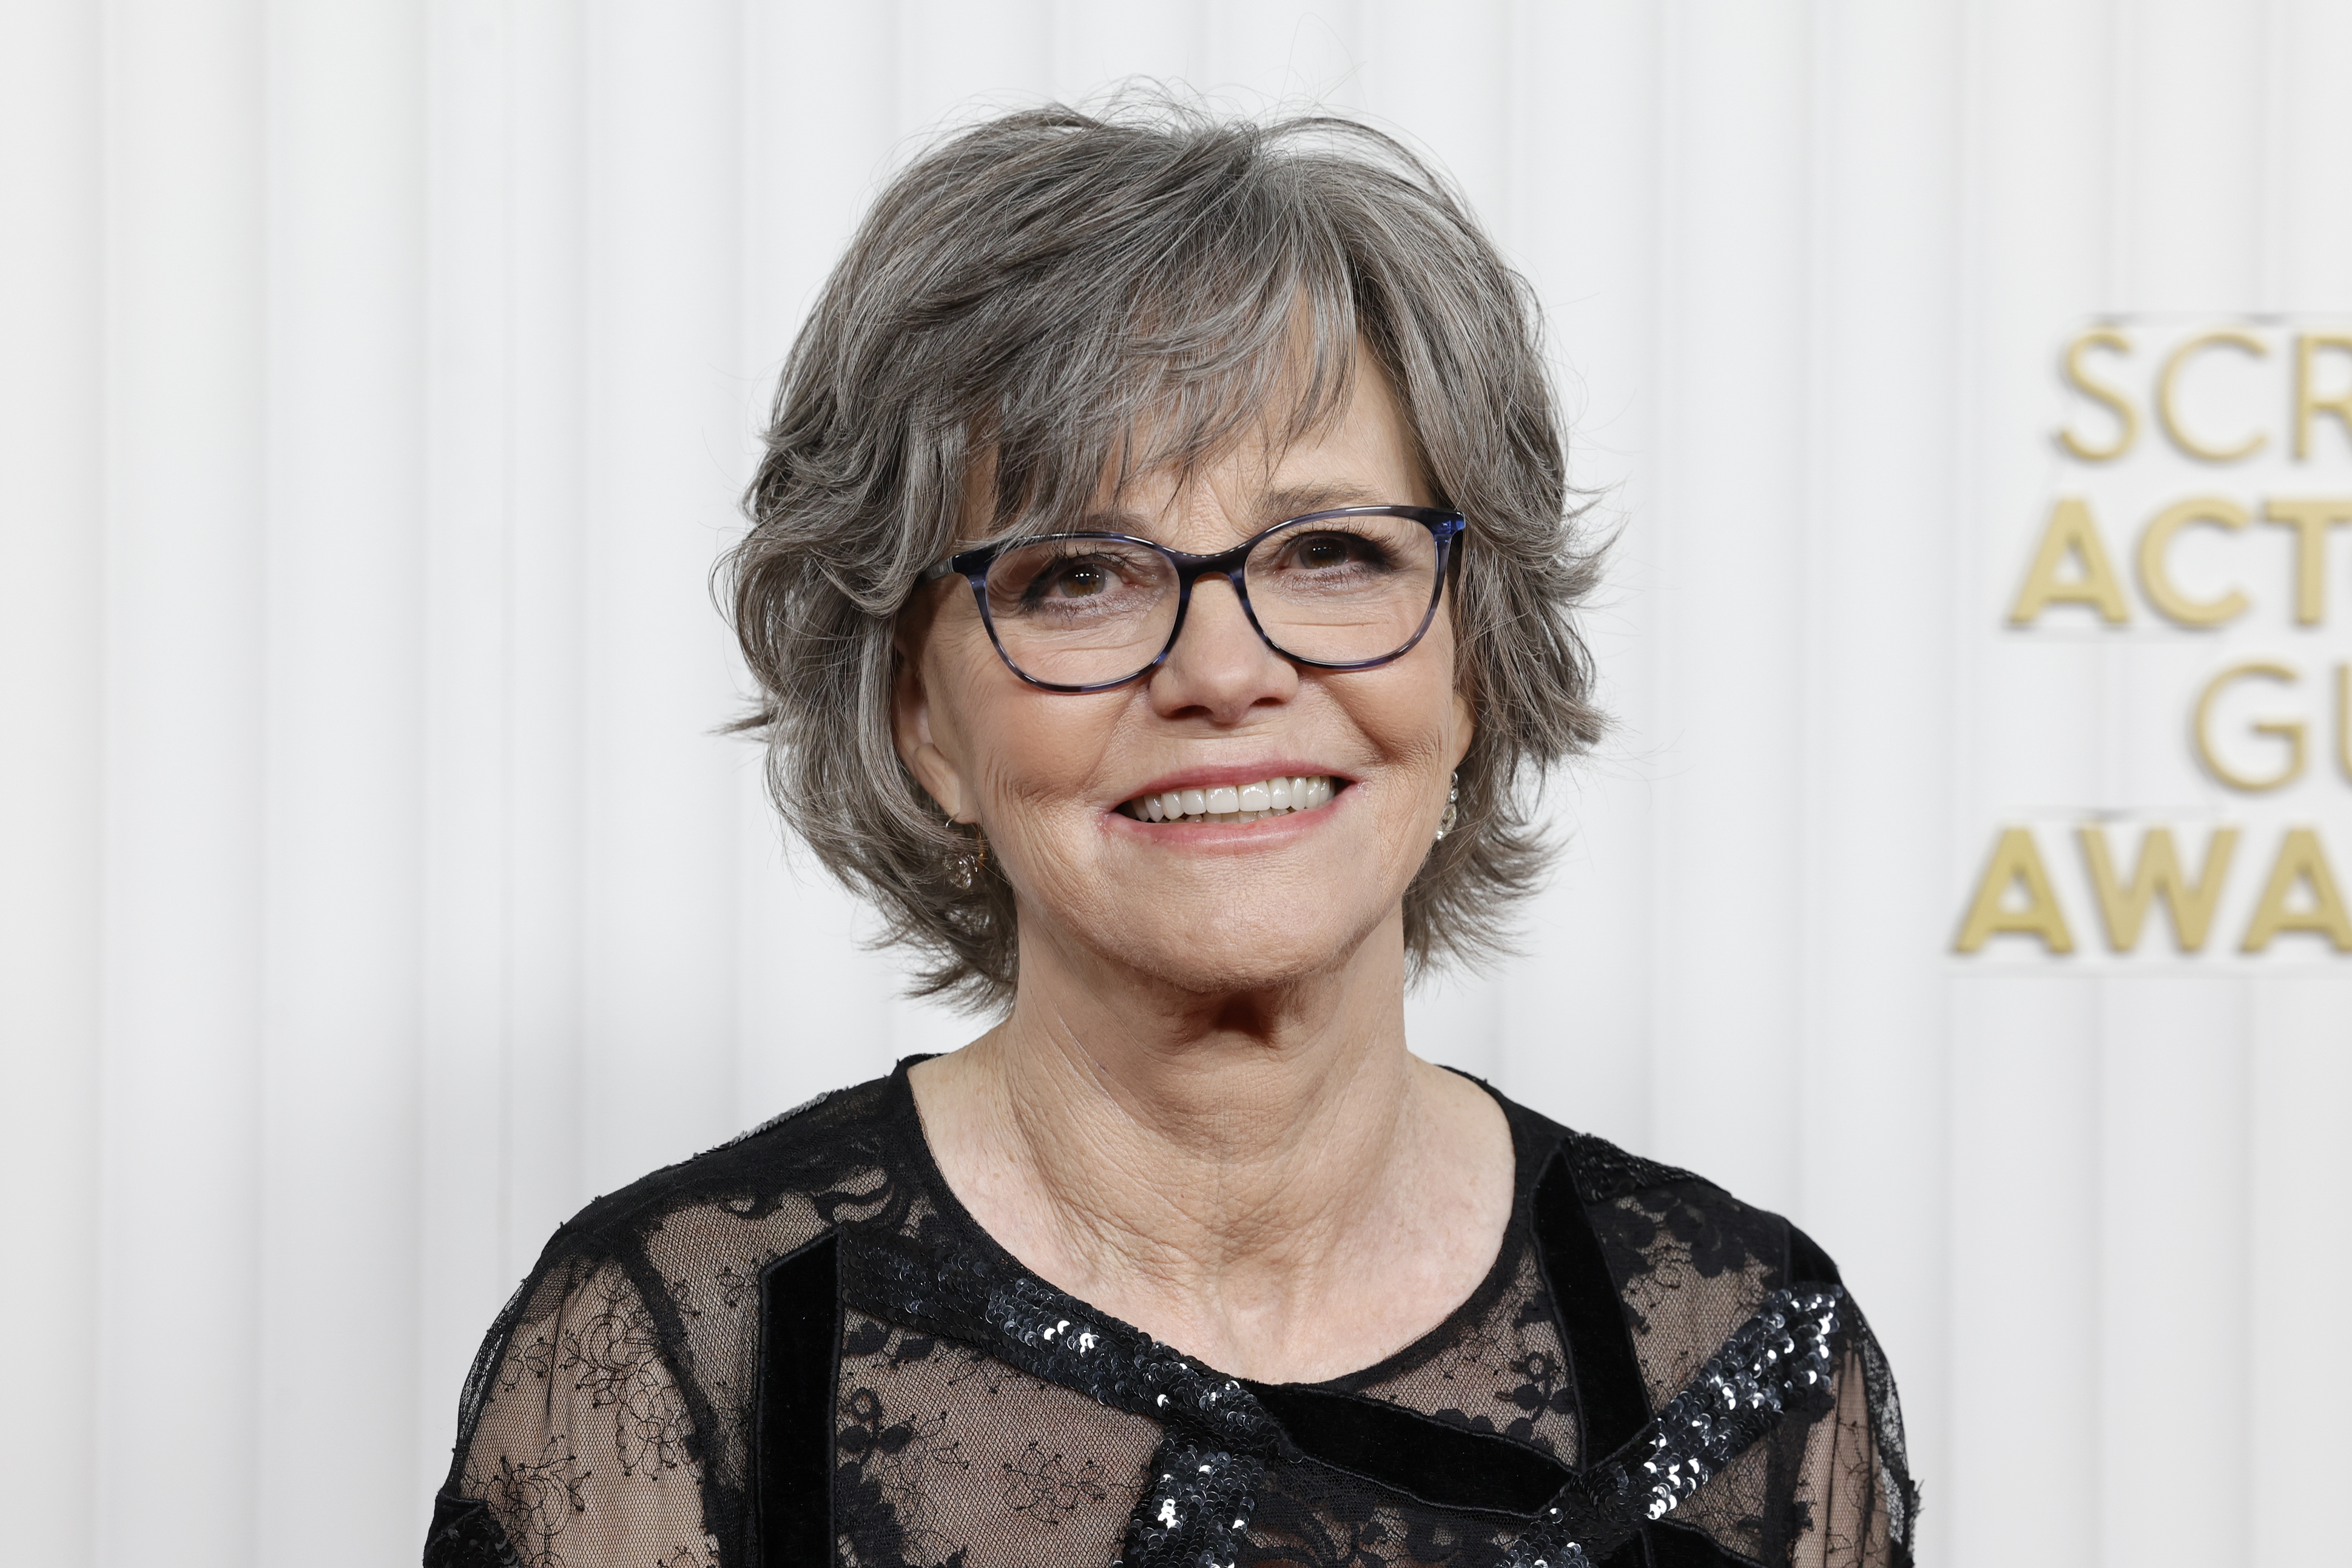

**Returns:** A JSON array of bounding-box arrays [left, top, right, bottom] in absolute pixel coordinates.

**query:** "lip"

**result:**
[[1110, 762, 1353, 808]]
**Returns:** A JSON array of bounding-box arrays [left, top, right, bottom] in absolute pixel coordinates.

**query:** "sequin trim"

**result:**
[[1115, 1435, 1265, 1568], [1633, 1285, 1842, 1522], [1498, 1285, 1844, 1568], [844, 1178, 1841, 1568], [1562, 1131, 1703, 1203]]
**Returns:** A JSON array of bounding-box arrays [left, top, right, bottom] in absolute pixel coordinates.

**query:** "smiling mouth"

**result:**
[[1119, 775, 1341, 824]]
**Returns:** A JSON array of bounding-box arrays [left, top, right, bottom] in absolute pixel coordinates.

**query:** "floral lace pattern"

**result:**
[[835, 1314, 980, 1566], [1595, 1185, 1776, 1322], [1344, 1246, 1580, 1463], [561, 1279, 696, 1477], [833, 1305, 1156, 1567], [1003, 1442, 1111, 1519], [1589, 1182, 1784, 1405], [429, 1068, 1915, 1568], [454, 1259, 720, 1568], [465, 1437, 588, 1568]]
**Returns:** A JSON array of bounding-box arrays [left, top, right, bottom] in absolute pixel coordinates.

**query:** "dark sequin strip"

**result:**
[[1116, 1435, 1266, 1568], [1562, 1130, 1705, 1202], [844, 1230, 1284, 1458], [1633, 1285, 1841, 1522], [842, 1219, 1839, 1568], [1497, 1504, 1599, 1568], [1500, 1285, 1844, 1567]]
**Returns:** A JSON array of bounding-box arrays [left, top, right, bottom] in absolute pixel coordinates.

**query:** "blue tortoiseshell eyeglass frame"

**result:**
[[912, 504, 1467, 694]]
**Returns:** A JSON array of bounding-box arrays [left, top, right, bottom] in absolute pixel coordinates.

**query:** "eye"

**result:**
[[988, 542, 1165, 619], [1053, 562, 1107, 596], [1026, 555, 1117, 603], [1282, 530, 1397, 573]]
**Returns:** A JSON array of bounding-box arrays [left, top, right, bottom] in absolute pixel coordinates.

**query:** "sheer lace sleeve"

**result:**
[[1790, 1314, 1918, 1568], [425, 1252, 718, 1568]]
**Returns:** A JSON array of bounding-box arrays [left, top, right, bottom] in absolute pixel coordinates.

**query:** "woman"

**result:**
[[424, 103, 1915, 1568]]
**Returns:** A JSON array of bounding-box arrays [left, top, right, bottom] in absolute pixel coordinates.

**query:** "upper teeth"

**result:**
[[1125, 775, 1336, 824]]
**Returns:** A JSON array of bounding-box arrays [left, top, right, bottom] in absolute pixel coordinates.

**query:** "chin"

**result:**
[[1153, 949, 1330, 998], [1099, 910, 1386, 998]]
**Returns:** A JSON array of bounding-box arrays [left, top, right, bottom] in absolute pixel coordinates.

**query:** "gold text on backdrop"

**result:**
[[1961, 318, 2352, 960]]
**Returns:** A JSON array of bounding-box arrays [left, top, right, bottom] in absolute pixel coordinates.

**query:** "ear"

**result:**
[[1448, 685, 1477, 772], [891, 601, 975, 823], [1444, 608, 1477, 771]]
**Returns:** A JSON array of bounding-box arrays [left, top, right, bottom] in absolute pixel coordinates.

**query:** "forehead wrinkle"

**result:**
[[1068, 480, 1391, 550]]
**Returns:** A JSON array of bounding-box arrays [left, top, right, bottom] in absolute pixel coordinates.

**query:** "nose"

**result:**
[[1148, 571, 1297, 721]]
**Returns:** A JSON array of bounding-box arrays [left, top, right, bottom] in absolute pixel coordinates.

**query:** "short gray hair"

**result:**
[[726, 97, 1602, 1009]]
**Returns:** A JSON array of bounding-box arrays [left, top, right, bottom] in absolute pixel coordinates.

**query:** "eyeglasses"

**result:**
[[915, 505, 1466, 693]]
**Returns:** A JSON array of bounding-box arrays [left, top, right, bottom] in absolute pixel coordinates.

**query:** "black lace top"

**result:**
[[423, 1062, 1916, 1568]]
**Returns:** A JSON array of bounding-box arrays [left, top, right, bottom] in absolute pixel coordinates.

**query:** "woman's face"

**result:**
[[894, 352, 1474, 998]]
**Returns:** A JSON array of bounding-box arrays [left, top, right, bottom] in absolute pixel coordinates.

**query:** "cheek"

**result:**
[[962, 705, 1132, 929], [1355, 635, 1468, 763], [928, 641, 1121, 824]]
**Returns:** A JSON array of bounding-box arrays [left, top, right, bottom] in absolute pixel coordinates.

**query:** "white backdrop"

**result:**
[[5, 4, 2351, 1566]]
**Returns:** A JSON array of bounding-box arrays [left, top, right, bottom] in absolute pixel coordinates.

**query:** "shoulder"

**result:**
[[433, 1082, 919, 1564], [1494, 1090, 1843, 1393], [443, 1072, 920, 1482], [522, 1069, 922, 1302], [1494, 1088, 1833, 1286]]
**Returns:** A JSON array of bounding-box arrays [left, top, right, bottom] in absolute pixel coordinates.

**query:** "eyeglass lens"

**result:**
[[980, 511, 1441, 688]]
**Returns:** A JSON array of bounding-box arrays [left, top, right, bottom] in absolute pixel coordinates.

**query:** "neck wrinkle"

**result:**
[[997, 998, 1419, 1291], [908, 898, 1512, 1381], [951, 940, 1430, 1322]]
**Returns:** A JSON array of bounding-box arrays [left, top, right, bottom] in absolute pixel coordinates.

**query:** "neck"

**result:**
[[908, 911, 1512, 1382]]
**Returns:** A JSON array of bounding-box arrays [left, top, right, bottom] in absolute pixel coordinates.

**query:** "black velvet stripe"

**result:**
[[1532, 1146, 1653, 1459], [757, 1231, 841, 1568], [1784, 1222, 1841, 1290], [1242, 1381, 1571, 1515], [1649, 1519, 1759, 1567], [1596, 1532, 1651, 1568]]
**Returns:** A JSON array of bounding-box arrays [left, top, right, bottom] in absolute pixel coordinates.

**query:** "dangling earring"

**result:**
[[1435, 772, 1460, 841], [943, 821, 986, 891]]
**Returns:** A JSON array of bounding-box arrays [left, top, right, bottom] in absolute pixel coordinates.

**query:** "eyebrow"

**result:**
[[1073, 482, 1391, 536]]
